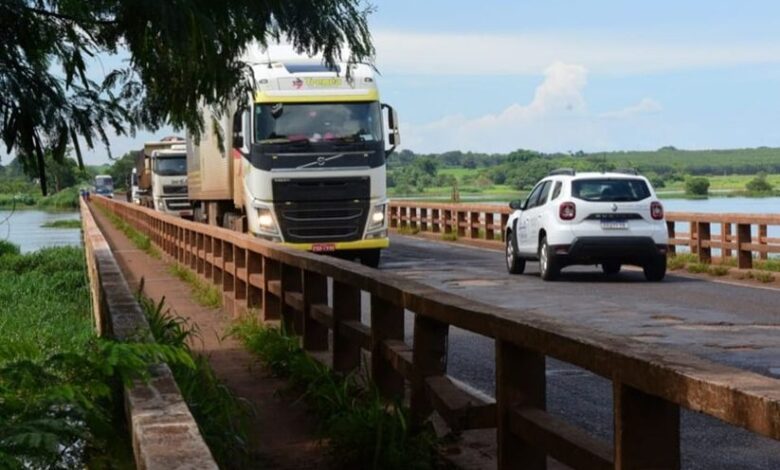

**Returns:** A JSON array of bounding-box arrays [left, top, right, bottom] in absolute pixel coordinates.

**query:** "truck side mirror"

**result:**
[[382, 103, 401, 154], [232, 110, 244, 149]]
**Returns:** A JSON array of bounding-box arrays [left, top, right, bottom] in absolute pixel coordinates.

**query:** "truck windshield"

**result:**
[[571, 178, 651, 202], [154, 157, 187, 176], [255, 102, 382, 144]]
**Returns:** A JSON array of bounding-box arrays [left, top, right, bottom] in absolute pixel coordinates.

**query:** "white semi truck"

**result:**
[[186, 51, 399, 267], [137, 138, 193, 217]]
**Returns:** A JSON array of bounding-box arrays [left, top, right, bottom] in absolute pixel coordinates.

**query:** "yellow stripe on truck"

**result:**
[[282, 238, 389, 252], [254, 89, 380, 103]]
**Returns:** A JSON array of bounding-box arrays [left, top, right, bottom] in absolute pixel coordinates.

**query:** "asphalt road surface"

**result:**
[[380, 234, 780, 469]]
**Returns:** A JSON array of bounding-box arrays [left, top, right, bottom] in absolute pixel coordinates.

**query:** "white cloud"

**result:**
[[599, 98, 662, 119], [401, 62, 664, 153], [374, 30, 780, 75]]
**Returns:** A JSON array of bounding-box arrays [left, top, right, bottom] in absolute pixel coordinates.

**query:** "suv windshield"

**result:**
[[572, 178, 651, 202], [255, 102, 382, 144], [153, 156, 187, 176]]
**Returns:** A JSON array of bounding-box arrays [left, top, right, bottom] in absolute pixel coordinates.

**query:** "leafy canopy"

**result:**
[[0, 0, 374, 194]]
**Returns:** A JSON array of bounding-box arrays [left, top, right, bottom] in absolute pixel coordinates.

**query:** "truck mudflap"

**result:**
[[281, 238, 389, 253]]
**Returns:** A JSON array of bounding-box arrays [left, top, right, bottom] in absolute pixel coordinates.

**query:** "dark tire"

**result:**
[[505, 232, 526, 274], [602, 262, 621, 275], [359, 249, 381, 268], [539, 237, 560, 281], [644, 256, 667, 282]]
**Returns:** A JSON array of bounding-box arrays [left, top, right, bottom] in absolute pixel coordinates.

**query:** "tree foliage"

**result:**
[[1, 0, 374, 194]]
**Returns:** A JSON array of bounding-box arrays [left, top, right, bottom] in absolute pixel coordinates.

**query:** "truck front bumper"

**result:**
[[281, 237, 389, 252]]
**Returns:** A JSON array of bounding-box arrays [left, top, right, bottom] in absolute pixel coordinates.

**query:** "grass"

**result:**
[[667, 253, 697, 270], [231, 318, 439, 470], [441, 232, 458, 242], [41, 219, 81, 229], [137, 292, 250, 469], [167, 263, 223, 308], [96, 204, 160, 259], [708, 265, 731, 277], [0, 243, 188, 469], [396, 225, 421, 235], [751, 271, 776, 283], [755, 258, 780, 273], [686, 263, 710, 274]]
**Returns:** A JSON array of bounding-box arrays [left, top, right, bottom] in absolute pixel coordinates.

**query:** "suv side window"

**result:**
[[551, 181, 562, 200], [537, 181, 552, 207], [525, 183, 545, 209]]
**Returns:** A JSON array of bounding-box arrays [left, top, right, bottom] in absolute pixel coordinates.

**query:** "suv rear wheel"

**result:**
[[505, 233, 526, 274], [643, 255, 667, 282], [602, 262, 621, 275], [539, 237, 561, 281]]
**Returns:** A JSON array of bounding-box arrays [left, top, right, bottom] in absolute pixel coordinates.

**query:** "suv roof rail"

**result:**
[[615, 168, 639, 175], [549, 168, 576, 176]]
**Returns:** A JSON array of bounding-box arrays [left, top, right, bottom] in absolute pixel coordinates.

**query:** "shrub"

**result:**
[[745, 173, 774, 193], [687, 263, 709, 274], [684, 177, 710, 196], [0, 240, 20, 257]]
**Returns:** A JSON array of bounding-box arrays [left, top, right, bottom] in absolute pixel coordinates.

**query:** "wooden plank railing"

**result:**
[[389, 201, 780, 269], [93, 196, 780, 470]]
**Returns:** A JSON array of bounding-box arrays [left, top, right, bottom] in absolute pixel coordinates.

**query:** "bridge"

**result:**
[[82, 196, 780, 469]]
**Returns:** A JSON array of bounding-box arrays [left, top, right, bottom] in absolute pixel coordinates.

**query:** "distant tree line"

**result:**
[[388, 147, 780, 192]]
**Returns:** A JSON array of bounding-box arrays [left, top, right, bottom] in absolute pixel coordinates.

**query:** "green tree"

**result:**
[[745, 173, 774, 193], [685, 176, 710, 196], [108, 151, 140, 190], [1, 0, 374, 194]]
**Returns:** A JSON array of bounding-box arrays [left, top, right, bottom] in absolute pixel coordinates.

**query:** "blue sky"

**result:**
[[14, 0, 780, 165]]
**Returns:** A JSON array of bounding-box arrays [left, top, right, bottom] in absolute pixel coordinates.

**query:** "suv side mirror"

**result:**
[[509, 199, 525, 210]]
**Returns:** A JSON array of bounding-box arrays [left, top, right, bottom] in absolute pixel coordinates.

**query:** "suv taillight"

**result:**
[[559, 202, 576, 220], [651, 201, 664, 220]]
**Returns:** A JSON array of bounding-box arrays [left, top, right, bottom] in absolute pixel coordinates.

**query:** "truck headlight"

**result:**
[[257, 208, 278, 234], [368, 204, 386, 230]]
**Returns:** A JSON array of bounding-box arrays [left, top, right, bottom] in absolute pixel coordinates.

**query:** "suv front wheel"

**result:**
[[505, 233, 526, 274], [539, 237, 561, 281]]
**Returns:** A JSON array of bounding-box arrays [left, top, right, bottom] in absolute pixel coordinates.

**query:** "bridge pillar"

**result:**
[[614, 383, 680, 470], [496, 340, 546, 470]]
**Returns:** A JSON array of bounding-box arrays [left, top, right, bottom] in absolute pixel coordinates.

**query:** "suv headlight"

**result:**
[[257, 207, 279, 234], [368, 204, 386, 230]]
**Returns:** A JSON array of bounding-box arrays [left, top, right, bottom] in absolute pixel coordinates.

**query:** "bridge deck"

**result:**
[[382, 234, 780, 468]]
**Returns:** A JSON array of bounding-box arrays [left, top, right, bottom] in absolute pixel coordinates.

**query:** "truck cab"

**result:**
[[138, 139, 193, 217], [187, 54, 400, 267]]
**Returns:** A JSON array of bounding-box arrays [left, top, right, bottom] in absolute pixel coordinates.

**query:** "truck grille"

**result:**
[[163, 185, 188, 195], [272, 177, 370, 243]]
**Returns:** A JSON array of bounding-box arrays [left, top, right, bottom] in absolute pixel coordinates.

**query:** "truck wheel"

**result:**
[[505, 233, 525, 274], [539, 237, 560, 281], [644, 256, 667, 282], [359, 249, 381, 268], [602, 262, 621, 275]]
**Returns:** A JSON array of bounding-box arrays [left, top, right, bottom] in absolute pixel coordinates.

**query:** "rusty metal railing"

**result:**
[[94, 196, 780, 470]]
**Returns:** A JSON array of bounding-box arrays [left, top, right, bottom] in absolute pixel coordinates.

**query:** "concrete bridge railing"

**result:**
[[93, 196, 780, 470], [81, 199, 218, 470], [389, 201, 780, 269]]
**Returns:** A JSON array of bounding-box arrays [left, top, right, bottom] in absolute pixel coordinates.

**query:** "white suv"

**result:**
[[505, 169, 669, 281]]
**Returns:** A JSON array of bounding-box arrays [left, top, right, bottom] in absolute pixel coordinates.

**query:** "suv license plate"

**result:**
[[312, 243, 336, 253], [601, 221, 628, 230]]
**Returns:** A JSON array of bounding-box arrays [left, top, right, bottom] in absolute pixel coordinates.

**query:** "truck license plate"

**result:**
[[312, 243, 336, 253], [601, 221, 628, 230]]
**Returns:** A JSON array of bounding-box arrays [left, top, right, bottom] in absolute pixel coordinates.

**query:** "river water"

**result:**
[[0, 210, 81, 253]]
